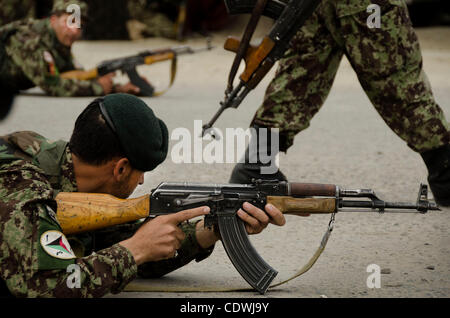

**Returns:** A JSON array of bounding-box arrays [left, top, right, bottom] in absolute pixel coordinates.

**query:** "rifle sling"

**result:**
[[152, 56, 178, 97], [123, 213, 336, 293]]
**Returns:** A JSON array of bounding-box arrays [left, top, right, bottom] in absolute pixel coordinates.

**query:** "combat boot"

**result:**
[[229, 125, 287, 184], [420, 144, 450, 207]]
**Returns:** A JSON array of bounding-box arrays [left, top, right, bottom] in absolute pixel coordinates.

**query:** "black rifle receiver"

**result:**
[[149, 181, 284, 293]]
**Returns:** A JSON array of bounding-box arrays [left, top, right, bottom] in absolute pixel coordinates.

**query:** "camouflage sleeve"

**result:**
[[6, 37, 104, 97], [0, 164, 137, 298], [137, 221, 215, 278], [85, 220, 215, 279]]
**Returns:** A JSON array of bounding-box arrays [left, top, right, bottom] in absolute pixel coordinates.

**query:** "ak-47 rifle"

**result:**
[[55, 181, 439, 294], [61, 41, 213, 97], [202, 0, 322, 136]]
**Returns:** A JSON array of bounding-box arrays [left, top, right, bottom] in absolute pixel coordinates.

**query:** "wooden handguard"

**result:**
[[224, 35, 275, 82], [144, 52, 175, 65], [55, 192, 150, 235], [60, 68, 99, 80], [267, 196, 336, 215], [289, 183, 337, 197]]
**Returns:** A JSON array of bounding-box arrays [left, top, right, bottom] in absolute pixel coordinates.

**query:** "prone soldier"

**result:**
[[0, 93, 285, 297], [0, 0, 142, 97]]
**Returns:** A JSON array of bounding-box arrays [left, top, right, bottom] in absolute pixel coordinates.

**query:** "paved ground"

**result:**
[[1, 24, 449, 298]]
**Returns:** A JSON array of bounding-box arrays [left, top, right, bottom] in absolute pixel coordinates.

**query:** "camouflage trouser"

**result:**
[[252, 0, 450, 153]]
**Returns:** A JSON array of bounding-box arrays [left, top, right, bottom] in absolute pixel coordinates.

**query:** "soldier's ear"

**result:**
[[112, 158, 132, 182], [49, 14, 58, 24]]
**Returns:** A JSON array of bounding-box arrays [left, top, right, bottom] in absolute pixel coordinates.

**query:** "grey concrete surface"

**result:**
[[1, 25, 449, 298]]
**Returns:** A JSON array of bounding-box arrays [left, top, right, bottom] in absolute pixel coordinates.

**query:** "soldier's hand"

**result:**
[[97, 73, 115, 94], [114, 82, 141, 95], [119, 206, 210, 265], [195, 203, 286, 249], [237, 202, 286, 235]]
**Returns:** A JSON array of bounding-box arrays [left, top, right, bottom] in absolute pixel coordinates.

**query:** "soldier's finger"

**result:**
[[242, 202, 269, 224], [237, 208, 261, 229], [169, 206, 210, 224], [265, 204, 286, 226]]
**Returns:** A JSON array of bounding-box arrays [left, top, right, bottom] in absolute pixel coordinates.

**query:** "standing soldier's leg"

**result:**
[[229, 5, 344, 183], [342, 2, 450, 205]]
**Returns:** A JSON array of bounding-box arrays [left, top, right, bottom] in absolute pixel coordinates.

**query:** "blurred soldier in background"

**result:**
[[127, 0, 230, 41], [127, 0, 181, 40], [0, 0, 141, 97], [0, 0, 35, 26]]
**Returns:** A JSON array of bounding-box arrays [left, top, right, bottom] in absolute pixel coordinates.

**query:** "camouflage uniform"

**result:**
[[252, 0, 450, 153], [0, 18, 104, 96], [0, 131, 214, 297], [127, 0, 179, 39], [0, 0, 35, 26]]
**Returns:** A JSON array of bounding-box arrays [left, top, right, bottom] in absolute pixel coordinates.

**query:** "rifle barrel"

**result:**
[[340, 200, 439, 212]]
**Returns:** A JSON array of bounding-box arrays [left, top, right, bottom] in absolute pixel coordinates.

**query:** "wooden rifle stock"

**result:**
[[55, 192, 149, 235], [224, 35, 275, 83], [60, 68, 99, 80]]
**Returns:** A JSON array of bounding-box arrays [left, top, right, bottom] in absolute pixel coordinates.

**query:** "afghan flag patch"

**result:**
[[40, 230, 76, 260]]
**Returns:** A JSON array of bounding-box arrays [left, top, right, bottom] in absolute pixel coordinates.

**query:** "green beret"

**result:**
[[101, 94, 169, 172], [52, 0, 88, 19]]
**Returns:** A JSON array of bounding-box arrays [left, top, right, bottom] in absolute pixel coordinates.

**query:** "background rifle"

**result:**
[[55, 181, 438, 294], [202, 0, 322, 136], [61, 41, 213, 97]]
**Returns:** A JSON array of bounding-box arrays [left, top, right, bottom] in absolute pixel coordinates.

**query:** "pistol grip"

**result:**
[[124, 67, 155, 97], [218, 213, 278, 294]]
